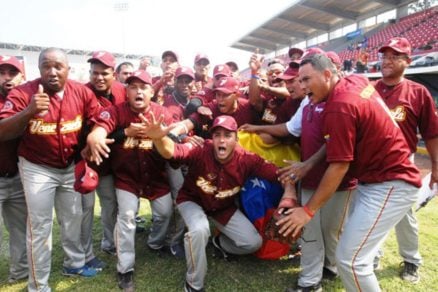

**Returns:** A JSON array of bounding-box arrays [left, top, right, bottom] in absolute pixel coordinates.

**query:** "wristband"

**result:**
[[280, 197, 297, 206], [251, 74, 260, 79], [303, 205, 315, 218]]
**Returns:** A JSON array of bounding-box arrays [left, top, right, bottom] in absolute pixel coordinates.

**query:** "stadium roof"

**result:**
[[232, 0, 414, 54]]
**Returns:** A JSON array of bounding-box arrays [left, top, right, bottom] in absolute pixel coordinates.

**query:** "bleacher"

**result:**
[[264, 6, 438, 67]]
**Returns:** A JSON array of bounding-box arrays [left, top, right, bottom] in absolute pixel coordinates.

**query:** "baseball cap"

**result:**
[[289, 58, 301, 69], [213, 64, 232, 78], [88, 51, 116, 68], [175, 66, 195, 80], [326, 51, 341, 67], [74, 160, 99, 194], [194, 53, 210, 64], [288, 47, 304, 58], [125, 70, 152, 85], [162, 50, 179, 62], [0, 55, 24, 74], [302, 47, 326, 59], [210, 115, 238, 133], [225, 61, 239, 72], [213, 77, 239, 94], [378, 37, 411, 56], [276, 67, 299, 81]]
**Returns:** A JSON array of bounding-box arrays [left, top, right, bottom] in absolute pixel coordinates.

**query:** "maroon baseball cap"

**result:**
[[378, 37, 411, 56], [0, 55, 24, 74], [302, 47, 326, 59], [175, 66, 195, 80], [125, 70, 152, 85], [213, 77, 239, 94], [289, 58, 301, 69], [194, 53, 210, 64], [225, 61, 239, 72], [162, 50, 179, 62], [326, 51, 341, 67], [288, 47, 304, 58], [277, 67, 299, 81], [210, 115, 238, 133], [74, 160, 99, 194], [213, 64, 232, 78], [88, 51, 116, 68]]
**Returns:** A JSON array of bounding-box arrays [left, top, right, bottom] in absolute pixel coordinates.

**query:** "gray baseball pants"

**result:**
[[336, 180, 419, 292], [0, 173, 28, 282], [19, 157, 85, 292], [178, 201, 262, 290]]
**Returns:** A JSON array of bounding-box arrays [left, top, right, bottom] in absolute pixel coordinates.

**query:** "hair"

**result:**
[[267, 58, 283, 67], [38, 47, 68, 66], [300, 54, 337, 75], [116, 62, 134, 73]]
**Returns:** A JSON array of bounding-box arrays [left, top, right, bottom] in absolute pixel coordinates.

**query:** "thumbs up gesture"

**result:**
[[30, 84, 50, 115]]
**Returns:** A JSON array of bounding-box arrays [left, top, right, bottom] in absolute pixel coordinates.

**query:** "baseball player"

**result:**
[[192, 53, 212, 94], [241, 64, 356, 291], [85, 70, 175, 291], [84, 51, 127, 260], [0, 48, 101, 292], [170, 76, 259, 139], [276, 54, 421, 292], [139, 114, 297, 292], [116, 61, 134, 84], [152, 50, 179, 104], [0, 55, 28, 284], [373, 37, 438, 283]]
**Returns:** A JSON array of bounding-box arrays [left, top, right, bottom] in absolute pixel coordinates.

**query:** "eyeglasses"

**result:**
[[379, 54, 408, 61]]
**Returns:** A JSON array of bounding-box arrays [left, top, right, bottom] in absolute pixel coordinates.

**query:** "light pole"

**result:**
[[114, 1, 129, 57]]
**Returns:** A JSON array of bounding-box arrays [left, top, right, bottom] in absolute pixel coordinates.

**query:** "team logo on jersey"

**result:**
[[29, 115, 83, 135], [99, 111, 111, 120], [315, 106, 323, 113], [196, 176, 240, 199], [1, 100, 13, 111], [389, 105, 406, 122], [123, 137, 153, 150], [206, 173, 217, 180], [261, 109, 277, 124], [359, 85, 375, 99]]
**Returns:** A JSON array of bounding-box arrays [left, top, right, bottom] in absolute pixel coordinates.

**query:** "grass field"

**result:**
[[1, 160, 437, 291]]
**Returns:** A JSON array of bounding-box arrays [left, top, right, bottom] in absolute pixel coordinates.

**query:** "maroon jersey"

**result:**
[[323, 75, 421, 187], [374, 79, 438, 153], [85, 81, 126, 175], [85, 81, 126, 107], [92, 102, 173, 199], [0, 93, 20, 176], [301, 102, 357, 190], [173, 140, 279, 225], [0, 79, 100, 168], [189, 98, 259, 136], [260, 93, 301, 125], [162, 92, 189, 122]]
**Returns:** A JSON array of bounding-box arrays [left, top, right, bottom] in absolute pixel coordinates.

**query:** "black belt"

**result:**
[[0, 171, 18, 178]]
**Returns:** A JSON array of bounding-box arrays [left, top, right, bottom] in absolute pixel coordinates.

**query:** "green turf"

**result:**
[[1, 197, 437, 292]]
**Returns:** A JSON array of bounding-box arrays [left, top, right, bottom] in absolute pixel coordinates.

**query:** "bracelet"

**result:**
[[302, 205, 315, 218], [251, 74, 260, 79]]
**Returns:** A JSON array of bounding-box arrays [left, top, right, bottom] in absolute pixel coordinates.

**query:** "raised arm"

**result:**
[[0, 84, 50, 141]]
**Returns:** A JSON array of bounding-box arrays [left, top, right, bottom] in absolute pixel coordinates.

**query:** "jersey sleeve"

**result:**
[[323, 110, 356, 163], [92, 105, 119, 134], [0, 87, 31, 119]]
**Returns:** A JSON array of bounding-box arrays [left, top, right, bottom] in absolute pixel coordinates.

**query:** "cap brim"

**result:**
[[213, 88, 235, 94], [209, 125, 237, 133], [126, 76, 152, 85], [378, 46, 407, 54], [87, 57, 113, 68]]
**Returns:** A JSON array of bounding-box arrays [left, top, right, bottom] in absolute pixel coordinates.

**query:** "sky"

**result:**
[[0, 0, 294, 70]]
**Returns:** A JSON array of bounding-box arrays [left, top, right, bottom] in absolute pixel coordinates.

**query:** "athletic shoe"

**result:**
[[86, 257, 106, 271], [400, 261, 420, 283], [212, 235, 236, 261], [62, 265, 97, 277], [135, 216, 145, 224], [184, 281, 205, 292], [322, 267, 338, 281], [117, 271, 134, 291], [102, 247, 117, 256], [285, 282, 322, 292], [170, 243, 185, 259], [8, 274, 27, 284]]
